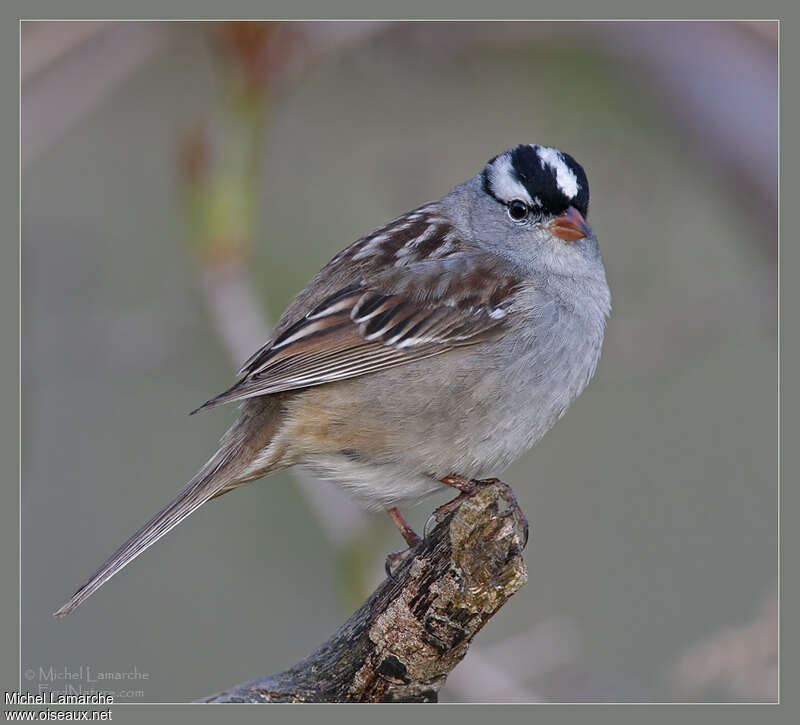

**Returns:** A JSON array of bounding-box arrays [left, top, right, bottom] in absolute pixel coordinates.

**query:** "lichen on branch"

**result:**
[[201, 480, 528, 703]]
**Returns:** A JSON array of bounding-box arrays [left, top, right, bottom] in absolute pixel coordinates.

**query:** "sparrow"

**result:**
[[55, 143, 610, 617]]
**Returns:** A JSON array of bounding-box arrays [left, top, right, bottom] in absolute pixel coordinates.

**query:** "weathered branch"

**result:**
[[201, 481, 528, 703]]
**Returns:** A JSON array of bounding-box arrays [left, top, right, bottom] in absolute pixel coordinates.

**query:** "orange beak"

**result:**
[[550, 206, 590, 242]]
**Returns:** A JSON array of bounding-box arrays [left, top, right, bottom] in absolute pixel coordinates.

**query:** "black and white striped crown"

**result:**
[[482, 144, 589, 218]]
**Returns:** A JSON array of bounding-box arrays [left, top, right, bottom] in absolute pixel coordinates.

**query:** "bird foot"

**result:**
[[384, 506, 422, 580], [386, 506, 421, 547], [384, 547, 415, 580], [423, 476, 529, 548], [385, 477, 530, 580]]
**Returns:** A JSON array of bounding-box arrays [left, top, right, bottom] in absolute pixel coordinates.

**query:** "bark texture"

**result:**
[[201, 480, 528, 703]]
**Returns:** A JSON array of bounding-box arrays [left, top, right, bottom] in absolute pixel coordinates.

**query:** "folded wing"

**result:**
[[193, 225, 522, 412]]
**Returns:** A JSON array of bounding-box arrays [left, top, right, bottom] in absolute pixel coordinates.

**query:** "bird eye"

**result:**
[[507, 199, 529, 222]]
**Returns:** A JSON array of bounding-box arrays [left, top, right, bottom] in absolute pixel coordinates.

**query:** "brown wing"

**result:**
[[192, 211, 522, 413]]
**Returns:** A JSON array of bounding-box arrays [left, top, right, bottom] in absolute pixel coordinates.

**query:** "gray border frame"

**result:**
[[6, 3, 792, 724]]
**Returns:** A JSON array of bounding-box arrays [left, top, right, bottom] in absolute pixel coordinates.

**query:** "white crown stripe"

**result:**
[[487, 154, 534, 206], [535, 145, 580, 199]]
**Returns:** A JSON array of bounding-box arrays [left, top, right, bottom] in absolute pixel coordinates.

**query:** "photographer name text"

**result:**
[[7, 691, 113, 705]]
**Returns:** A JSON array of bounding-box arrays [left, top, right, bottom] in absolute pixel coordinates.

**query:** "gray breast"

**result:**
[[344, 289, 605, 482]]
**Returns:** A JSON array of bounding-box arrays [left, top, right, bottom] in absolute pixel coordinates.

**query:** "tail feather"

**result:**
[[53, 449, 241, 618], [189, 383, 242, 415]]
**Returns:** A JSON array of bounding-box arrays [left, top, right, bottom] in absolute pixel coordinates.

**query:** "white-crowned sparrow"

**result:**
[[55, 143, 611, 617]]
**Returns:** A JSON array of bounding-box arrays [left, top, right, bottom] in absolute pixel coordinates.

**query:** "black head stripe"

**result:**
[[487, 144, 589, 218]]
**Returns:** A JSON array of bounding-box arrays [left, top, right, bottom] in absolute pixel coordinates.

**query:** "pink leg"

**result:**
[[386, 506, 421, 548]]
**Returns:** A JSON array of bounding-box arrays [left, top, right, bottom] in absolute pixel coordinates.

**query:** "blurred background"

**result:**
[[21, 21, 777, 702]]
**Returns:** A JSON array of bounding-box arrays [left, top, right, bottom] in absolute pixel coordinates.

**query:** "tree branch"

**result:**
[[201, 481, 528, 703]]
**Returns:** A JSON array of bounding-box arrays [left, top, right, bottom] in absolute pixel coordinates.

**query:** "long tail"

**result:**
[[53, 448, 243, 617], [52, 396, 284, 618]]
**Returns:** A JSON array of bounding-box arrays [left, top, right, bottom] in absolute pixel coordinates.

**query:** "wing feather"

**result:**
[[193, 213, 522, 414]]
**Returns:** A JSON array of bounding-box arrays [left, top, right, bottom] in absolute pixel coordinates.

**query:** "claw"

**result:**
[[423, 510, 439, 542], [437, 475, 530, 550], [384, 548, 413, 580]]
